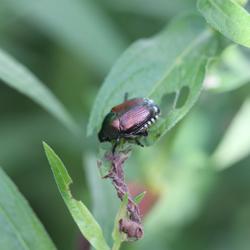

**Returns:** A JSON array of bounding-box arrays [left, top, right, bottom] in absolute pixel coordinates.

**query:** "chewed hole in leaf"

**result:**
[[176, 86, 190, 109], [160, 92, 176, 116]]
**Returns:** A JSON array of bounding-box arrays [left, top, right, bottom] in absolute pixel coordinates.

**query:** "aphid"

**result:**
[[98, 96, 160, 152]]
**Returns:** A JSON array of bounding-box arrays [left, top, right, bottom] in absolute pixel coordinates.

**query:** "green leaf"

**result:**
[[234, 0, 248, 5], [112, 194, 128, 250], [133, 191, 146, 205], [43, 142, 110, 250], [204, 46, 250, 92], [212, 98, 250, 170], [0, 49, 79, 135], [88, 15, 219, 144], [197, 0, 250, 48], [102, 0, 196, 19], [2, 0, 126, 73], [85, 155, 119, 246], [0, 167, 56, 250]]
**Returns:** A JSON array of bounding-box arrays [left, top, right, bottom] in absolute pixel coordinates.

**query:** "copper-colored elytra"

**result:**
[[98, 97, 160, 153], [111, 98, 145, 113], [119, 105, 151, 131]]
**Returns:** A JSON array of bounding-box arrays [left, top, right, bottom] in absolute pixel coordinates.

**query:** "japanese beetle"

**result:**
[[98, 97, 160, 152]]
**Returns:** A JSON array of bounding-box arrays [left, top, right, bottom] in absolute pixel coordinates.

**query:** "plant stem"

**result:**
[[112, 241, 121, 250]]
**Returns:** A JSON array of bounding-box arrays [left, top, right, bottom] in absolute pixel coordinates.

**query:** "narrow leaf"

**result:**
[[85, 155, 119, 246], [133, 191, 146, 205], [0, 168, 56, 250], [0, 49, 79, 135], [197, 0, 250, 48], [3, 0, 126, 73], [88, 15, 219, 145], [43, 142, 110, 250], [212, 98, 250, 170], [112, 194, 128, 250]]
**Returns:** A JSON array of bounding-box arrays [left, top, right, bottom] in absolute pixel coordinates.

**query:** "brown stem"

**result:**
[[101, 147, 143, 240]]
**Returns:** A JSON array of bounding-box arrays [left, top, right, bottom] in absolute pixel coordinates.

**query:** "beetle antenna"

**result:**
[[124, 92, 129, 101]]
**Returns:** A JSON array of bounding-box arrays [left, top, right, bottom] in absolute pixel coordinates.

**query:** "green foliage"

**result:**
[[85, 155, 119, 246], [2, 0, 126, 73], [0, 168, 56, 250], [205, 46, 250, 92], [0, 49, 78, 135], [43, 143, 110, 250], [101, 0, 196, 19], [136, 165, 215, 250], [88, 15, 219, 145], [112, 194, 128, 250], [0, 0, 250, 250], [197, 0, 250, 47], [213, 98, 250, 170], [133, 192, 146, 205]]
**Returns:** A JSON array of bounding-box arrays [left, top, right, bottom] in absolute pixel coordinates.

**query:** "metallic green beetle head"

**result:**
[[98, 112, 119, 142]]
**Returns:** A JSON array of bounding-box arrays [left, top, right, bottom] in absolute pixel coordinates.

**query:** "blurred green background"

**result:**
[[0, 1, 250, 250]]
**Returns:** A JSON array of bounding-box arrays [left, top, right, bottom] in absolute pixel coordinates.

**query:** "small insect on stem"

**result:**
[[98, 97, 160, 153]]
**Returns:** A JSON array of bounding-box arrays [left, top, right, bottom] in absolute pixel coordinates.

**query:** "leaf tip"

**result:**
[[134, 191, 147, 204], [42, 141, 51, 154]]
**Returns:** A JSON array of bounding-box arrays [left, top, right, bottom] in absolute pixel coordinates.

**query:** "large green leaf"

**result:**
[[0, 168, 56, 250], [2, 0, 126, 73], [197, 0, 250, 48], [0, 49, 78, 135], [43, 142, 110, 250], [87, 15, 219, 145]]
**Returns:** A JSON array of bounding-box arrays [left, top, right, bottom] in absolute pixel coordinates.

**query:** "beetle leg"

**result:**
[[133, 128, 148, 137], [112, 143, 117, 154], [135, 139, 144, 147], [112, 137, 120, 154], [141, 130, 148, 137]]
